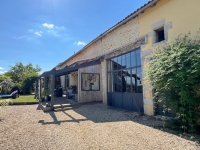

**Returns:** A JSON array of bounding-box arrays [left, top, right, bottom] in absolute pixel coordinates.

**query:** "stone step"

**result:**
[[54, 107, 73, 111]]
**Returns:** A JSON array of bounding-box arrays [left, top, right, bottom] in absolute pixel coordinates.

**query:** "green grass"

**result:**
[[0, 95, 38, 103]]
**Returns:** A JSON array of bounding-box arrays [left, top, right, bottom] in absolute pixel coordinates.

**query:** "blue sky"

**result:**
[[0, 0, 148, 74]]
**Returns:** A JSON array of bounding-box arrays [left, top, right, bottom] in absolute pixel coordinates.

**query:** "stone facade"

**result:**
[[58, 16, 143, 107], [60, 18, 140, 68]]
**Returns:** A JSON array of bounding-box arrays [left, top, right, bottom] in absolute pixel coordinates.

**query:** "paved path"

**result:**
[[0, 104, 199, 150]]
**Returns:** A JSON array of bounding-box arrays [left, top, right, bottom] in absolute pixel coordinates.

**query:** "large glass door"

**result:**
[[107, 48, 144, 113]]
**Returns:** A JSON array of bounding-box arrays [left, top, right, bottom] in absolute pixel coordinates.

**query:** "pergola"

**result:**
[[36, 58, 101, 110]]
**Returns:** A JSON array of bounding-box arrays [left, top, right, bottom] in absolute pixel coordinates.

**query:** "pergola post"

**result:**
[[39, 78, 42, 100], [51, 74, 55, 110], [35, 79, 38, 99]]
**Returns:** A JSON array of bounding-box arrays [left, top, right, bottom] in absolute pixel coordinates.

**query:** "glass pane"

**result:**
[[107, 73, 113, 92], [121, 55, 126, 69], [131, 51, 136, 67], [131, 68, 137, 93], [117, 56, 122, 70], [136, 50, 141, 66], [122, 70, 126, 92], [113, 71, 122, 92], [137, 67, 143, 93], [112, 58, 118, 70], [122, 70, 131, 93], [126, 53, 131, 68]]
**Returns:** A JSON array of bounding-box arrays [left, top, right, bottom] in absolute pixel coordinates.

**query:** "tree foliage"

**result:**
[[2, 62, 41, 94], [147, 31, 200, 133]]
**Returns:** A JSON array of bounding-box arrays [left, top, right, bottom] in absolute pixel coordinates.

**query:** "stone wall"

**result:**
[[60, 17, 140, 68], [59, 16, 141, 108]]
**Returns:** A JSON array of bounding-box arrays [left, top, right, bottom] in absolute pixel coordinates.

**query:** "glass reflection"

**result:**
[[107, 49, 143, 93], [136, 50, 141, 66], [137, 67, 143, 93], [131, 51, 136, 67], [121, 55, 126, 69], [131, 68, 137, 93], [122, 69, 131, 93], [117, 56, 122, 70], [112, 58, 118, 70], [126, 53, 131, 68], [113, 71, 122, 92]]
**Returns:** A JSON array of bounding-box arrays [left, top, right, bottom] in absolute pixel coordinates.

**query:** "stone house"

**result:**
[[38, 0, 200, 115]]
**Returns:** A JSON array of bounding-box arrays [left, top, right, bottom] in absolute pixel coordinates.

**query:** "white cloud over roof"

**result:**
[[74, 41, 86, 46]]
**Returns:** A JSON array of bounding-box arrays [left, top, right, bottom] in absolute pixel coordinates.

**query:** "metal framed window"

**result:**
[[107, 48, 142, 93]]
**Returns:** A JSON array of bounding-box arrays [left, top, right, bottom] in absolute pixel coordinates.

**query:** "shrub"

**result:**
[[147, 31, 200, 133]]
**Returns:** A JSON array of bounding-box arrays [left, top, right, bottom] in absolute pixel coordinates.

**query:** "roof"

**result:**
[[58, 0, 159, 68], [40, 58, 101, 77]]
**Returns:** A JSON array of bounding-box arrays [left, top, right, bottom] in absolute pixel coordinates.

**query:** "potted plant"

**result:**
[[42, 89, 50, 101]]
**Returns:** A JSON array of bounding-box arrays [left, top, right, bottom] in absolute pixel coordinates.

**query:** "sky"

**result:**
[[0, 0, 149, 74]]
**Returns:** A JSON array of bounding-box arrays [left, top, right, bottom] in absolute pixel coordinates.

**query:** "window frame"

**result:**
[[107, 48, 143, 93]]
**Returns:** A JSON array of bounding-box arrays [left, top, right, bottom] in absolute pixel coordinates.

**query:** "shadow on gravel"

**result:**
[[38, 110, 88, 125], [36, 104, 41, 110], [37, 103, 200, 145]]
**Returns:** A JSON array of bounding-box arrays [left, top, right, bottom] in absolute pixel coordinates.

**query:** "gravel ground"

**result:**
[[0, 104, 199, 150]]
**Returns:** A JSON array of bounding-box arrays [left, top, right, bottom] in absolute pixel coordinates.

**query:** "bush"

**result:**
[[147, 31, 200, 133]]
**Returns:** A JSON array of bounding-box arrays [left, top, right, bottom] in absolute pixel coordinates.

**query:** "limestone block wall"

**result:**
[[61, 17, 140, 68], [57, 16, 141, 106], [138, 0, 200, 115], [101, 59, 107, 104]]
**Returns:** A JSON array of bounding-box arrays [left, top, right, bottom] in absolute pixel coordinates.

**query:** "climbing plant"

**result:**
[[147, 31, 200, 133]]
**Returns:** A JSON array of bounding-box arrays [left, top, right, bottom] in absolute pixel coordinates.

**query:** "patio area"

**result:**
[[0, 103, 199, 149]]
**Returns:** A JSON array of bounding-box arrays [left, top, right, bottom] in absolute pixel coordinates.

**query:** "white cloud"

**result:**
[[42, 23, 54, 29], [0, 67, 3, 69], [35, 31, 42, 36], [47, 30, 59, 36], [74, 41, 86, 46], [13, 35, 31, 39], [55, 26, 65, 30]]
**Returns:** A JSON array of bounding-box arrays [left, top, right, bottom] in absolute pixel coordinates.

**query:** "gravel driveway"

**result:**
[[0, 104, 199, 150]]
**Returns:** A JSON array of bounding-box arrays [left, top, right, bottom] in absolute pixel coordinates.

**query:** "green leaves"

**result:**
[[1, 62, 41, 94], [147, 31, 200, 133]]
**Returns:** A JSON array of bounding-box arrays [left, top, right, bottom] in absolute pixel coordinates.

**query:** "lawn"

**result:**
[[0, 95, 38, 103]]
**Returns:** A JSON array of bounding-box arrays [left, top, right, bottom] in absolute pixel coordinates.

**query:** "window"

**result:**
[[81, 73, 100, 91], [107, 49, 143, 93], [155, 27, 165, 43]]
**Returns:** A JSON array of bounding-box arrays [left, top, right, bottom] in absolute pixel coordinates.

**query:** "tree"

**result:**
[[6, 62, 41, 94], [0, 73, 13, 94], [147, 31, 200, 133]]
